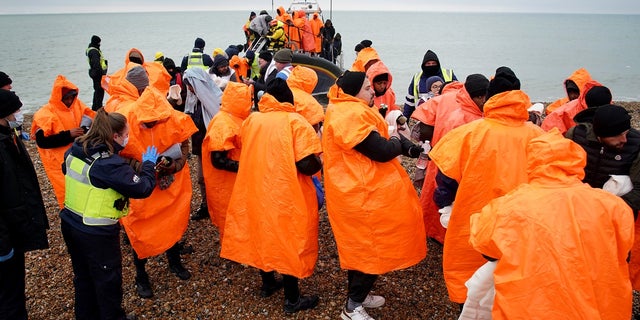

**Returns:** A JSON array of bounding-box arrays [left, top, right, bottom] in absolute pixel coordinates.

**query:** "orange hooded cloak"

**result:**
[[287, 66, 325, 126], [366, 60, 399, 112], [310, 13, 323, 53], [541, 80, 603, 134], [220, 93, 322, 278], [428, 90, 544, 303], [201, 82, 252, 235], [103, 48, 171, 96], [469, 130, 633, 319], [119, 88, 197, 259], [31, 75, 95, 208], [545, 68, 592, 115], [350, 47, 380, 72], [103, 62, 143, 113], [322, 84, 426, 274]]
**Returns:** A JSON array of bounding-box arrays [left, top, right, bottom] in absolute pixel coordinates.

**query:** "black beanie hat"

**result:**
[[0, 90, 23, 118], [354, 39, 373, 52], [194, 37, 205, 49], [258, 50, 273, 62], [593, 104, 631, 138], [266, 78, 294, 104], [336, 70, 366, 96], [91, 35, 101, 44], [0, 72, 12, 88], [585, 86, 612, 109], [464, 74, 490, 98], [487, 66, 521, 99]]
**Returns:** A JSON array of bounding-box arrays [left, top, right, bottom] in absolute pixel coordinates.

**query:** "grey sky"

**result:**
[[1, 0, 640, 14]]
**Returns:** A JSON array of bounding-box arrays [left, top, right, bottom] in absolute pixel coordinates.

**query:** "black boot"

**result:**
[[191, 203, 209, 221], [283, 295, 319, 314], [259, 270, 283, 298], [167, 243, 191, 280], [133, 253, 153, 299]]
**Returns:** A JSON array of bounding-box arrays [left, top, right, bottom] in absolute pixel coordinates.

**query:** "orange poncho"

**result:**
[[220, 94, 322, 278], [229, 55, 250, 81], [545, 68, 592, 115], [103, 48, 171, 96], [119, 88, 197, 259], [429, 90, 544, 303], [201, 82, 252, 235], [470, 131, 634, 319], [103, 62, 142, 113], [366, 60, 399, 112], [287, 65, 325, 126], [322, 85, 426, 274], [541, 80, 602, 134], [31, 75, 95, 208], [351, 47, 380, 72], [310, 13, 324, 53]]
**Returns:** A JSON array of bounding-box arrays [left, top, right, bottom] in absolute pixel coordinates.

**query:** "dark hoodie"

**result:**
[[210, 55, 230, 77], [421, 50, 441, 77]]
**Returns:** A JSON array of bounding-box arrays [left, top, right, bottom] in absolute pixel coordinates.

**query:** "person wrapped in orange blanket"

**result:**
[[221, 78, 323, 314], [469, 130, 634, 319], [31, 75, 95, 208]]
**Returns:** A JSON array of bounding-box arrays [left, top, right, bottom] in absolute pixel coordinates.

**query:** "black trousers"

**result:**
[[91, 75, 104, 111], [347, 270, 378, 303], [61, 219, 125, 320], [260, 270, 300, 302], [0, 248, 27, 320]]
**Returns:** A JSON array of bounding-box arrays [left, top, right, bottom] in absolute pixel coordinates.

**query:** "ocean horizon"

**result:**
[[1, 10, 639, 113]]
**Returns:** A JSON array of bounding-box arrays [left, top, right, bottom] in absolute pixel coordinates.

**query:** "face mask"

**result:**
[[6, 110, 23, 129], [120, 136, 129, 147]]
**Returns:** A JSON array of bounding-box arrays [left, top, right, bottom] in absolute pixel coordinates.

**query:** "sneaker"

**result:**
[[191, 204, 209, 221], [341, 306, 374, 320], [283, 295, 319, 314], [169, 261, 192, 280], [135, 276, 153, 299], [260, 279, 283, 298], [361, 294, 385, 308]]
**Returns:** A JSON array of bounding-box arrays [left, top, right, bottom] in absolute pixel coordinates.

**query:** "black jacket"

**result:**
[[0, 125, 49, 256]]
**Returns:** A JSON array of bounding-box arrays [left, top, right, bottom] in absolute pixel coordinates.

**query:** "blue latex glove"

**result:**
[[142, 146, 159, 163], [0, 248, 14, 262]]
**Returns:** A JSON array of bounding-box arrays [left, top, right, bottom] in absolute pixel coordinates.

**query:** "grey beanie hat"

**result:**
[[126, 66, 149, 92]]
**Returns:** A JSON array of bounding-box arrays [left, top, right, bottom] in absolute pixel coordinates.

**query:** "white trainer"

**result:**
[[341, 306, 375, 320], [361, 294, 385, 308]]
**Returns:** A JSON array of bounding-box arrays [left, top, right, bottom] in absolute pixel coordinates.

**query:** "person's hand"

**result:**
[[155, 156, 177, 174], [400, 136, 423, 158], [142, 146, 159, 163], [439, 205, 452, 228], [69, 127, 85, 138]]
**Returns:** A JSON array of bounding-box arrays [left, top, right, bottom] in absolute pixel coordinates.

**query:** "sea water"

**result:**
[[0, 10, 639, 113]]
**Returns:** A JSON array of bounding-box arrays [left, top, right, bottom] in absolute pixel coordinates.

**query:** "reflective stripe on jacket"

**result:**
[[64, 153, 128, 226]]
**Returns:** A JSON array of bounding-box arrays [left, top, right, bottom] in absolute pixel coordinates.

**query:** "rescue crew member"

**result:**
[[181, 37, 214, 71], [403, 49, 457, 118], [267, 19, 287, 51], [60, 109, 157, 320], [86, 35, 108, 110]]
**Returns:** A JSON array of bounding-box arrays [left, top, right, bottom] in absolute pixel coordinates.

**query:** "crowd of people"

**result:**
[[1, 22, 639, 320]]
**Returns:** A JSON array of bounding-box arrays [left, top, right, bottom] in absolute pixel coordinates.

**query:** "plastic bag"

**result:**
[[602, 175, 633, 196], [459, 261, 497, 320]]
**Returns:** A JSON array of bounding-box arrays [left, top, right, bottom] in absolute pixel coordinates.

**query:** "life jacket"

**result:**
[[86, 46, 108, 72], [187, 51, 207, 70], [268, 21, 287, 50], [64, 152, 128, 226]]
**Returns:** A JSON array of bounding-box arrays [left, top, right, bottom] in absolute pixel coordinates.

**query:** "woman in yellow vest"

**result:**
[[31, 75, 95, 209], [60, 109, 157, 319]]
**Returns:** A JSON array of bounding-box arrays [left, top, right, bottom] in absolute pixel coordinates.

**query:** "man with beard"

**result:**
[[403, 50, 457, 118]]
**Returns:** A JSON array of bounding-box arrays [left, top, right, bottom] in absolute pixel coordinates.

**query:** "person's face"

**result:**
[[217, 65, 229, 74], [373, 80, 388, 95], [259, 58, 269, 68], [1, 108, 20, 127], [599, 130, 629, 151], [62, 95, 76, 107], [424, 60, 438, 67], [472, 95, 488, 112], [113, 124, 130, 146], [430, 81, 443, 95], [355, 78, 374, 107], [568, 91, 580, 101], [1, 84, 11, 90], [275, 61, 287, 71]]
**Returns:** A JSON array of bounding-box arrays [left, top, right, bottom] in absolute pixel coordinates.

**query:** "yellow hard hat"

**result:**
[[154, 51, 164, 60]]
